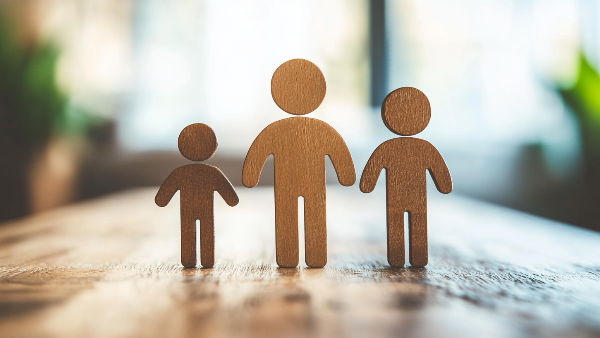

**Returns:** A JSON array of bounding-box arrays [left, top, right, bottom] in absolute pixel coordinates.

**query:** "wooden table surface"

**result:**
[[1, 186, 600, 338]]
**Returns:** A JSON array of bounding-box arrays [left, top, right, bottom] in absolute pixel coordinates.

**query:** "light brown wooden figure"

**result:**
[[360, 87, 452, 268], [243, 59, 356, 268], [156, 123, 239, 268]]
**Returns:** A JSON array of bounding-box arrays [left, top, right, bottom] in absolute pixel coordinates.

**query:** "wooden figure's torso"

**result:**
[[172, 164, 224, 213], [380, 138, 444, 209], [248, 117, 347, 196]]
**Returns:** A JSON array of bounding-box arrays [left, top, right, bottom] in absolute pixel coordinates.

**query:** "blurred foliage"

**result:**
[[557, 53, 600, 152], [556, 52, 600, 230], [0, 13, 100, 155]]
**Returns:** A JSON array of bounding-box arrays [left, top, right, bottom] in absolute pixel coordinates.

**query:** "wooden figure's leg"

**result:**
[[275, 194, 299, 268], [181, 215, 197, 268], [408, 210, 428, 267], [304, 192, 327, 268], [386, 207, 405, 267], [199, 214, 215, 268]]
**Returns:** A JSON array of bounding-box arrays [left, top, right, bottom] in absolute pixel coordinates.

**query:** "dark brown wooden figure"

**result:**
[[243, 59, 356, 268], [360, 87, 452, 268], [156, 123, 239, 268]]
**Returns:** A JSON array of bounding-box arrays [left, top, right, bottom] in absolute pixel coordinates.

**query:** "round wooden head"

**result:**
[[271, 59, 326, 115], [381, 87, 431, 136], [178, 123, 217, 161]]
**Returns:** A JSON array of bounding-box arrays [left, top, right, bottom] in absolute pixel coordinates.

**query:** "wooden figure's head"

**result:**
[[178, 123, 217, 161], [381, 87, 431, 136], [271, 59, 326, 115]]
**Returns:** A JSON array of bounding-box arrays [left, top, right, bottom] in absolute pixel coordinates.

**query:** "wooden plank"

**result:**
[[1, 187, 600, 338]]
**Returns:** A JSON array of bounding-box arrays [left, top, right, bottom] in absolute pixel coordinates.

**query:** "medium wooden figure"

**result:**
[[242, 59, 356, 268], [155, 123, 239, 268], [360, 87, 452, 268]]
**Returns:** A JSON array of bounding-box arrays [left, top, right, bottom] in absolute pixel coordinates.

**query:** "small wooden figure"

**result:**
[[360, 87, 452, 268], [242, 59, 356, 268], [155, 123, 239, 268]]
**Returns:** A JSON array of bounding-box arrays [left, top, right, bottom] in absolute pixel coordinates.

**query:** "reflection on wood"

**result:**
[[1, 187, 600, 338]]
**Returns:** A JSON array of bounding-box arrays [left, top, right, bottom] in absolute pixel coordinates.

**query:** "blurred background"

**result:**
[[0, 0, 599, 231]]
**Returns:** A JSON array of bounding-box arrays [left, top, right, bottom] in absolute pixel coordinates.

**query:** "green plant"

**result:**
[[557, 53, 600, 153], [0, 13, 98, 154], [556, 52, 600, 230], [0, 12, 102, 222]]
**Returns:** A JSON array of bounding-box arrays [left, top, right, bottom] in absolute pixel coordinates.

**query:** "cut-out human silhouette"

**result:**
[[156, 123, 239, 268], [360, 87, 452, 268], [242, 59, 356, 268]]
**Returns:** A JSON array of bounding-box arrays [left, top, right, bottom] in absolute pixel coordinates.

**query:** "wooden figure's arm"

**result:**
[[359, 146, 385, 193], [427, 147, 453, 194], [155, 169, 180, 207], [216, 174, 239, 207], [242, 129, 273, 188], [327, 132, 356, 187]]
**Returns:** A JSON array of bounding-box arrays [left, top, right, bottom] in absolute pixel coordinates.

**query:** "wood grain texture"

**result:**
[[243, 59, 355, 268], [381, 87, 432, 137], [361, 87, 452, 268], [2, 187, 600, 338], [243, 117, 355, 268], [178, 123, 218, 161], [271, 59, 326, 115], [156, 124, 238, 268]]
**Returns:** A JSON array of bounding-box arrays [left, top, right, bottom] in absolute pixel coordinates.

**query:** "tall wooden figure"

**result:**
[[155, 123, 239, 268], [242, 59, 356, 268], [360, 87, 452, 267]]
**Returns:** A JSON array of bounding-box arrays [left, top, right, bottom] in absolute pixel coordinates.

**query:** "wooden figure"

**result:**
[[359, 87, 452, 268], [155, 123, 239, 268], [242, 59, 356, 268]]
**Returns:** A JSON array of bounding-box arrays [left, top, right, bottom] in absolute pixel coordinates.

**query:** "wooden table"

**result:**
[[1, 186, 600, 338]]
